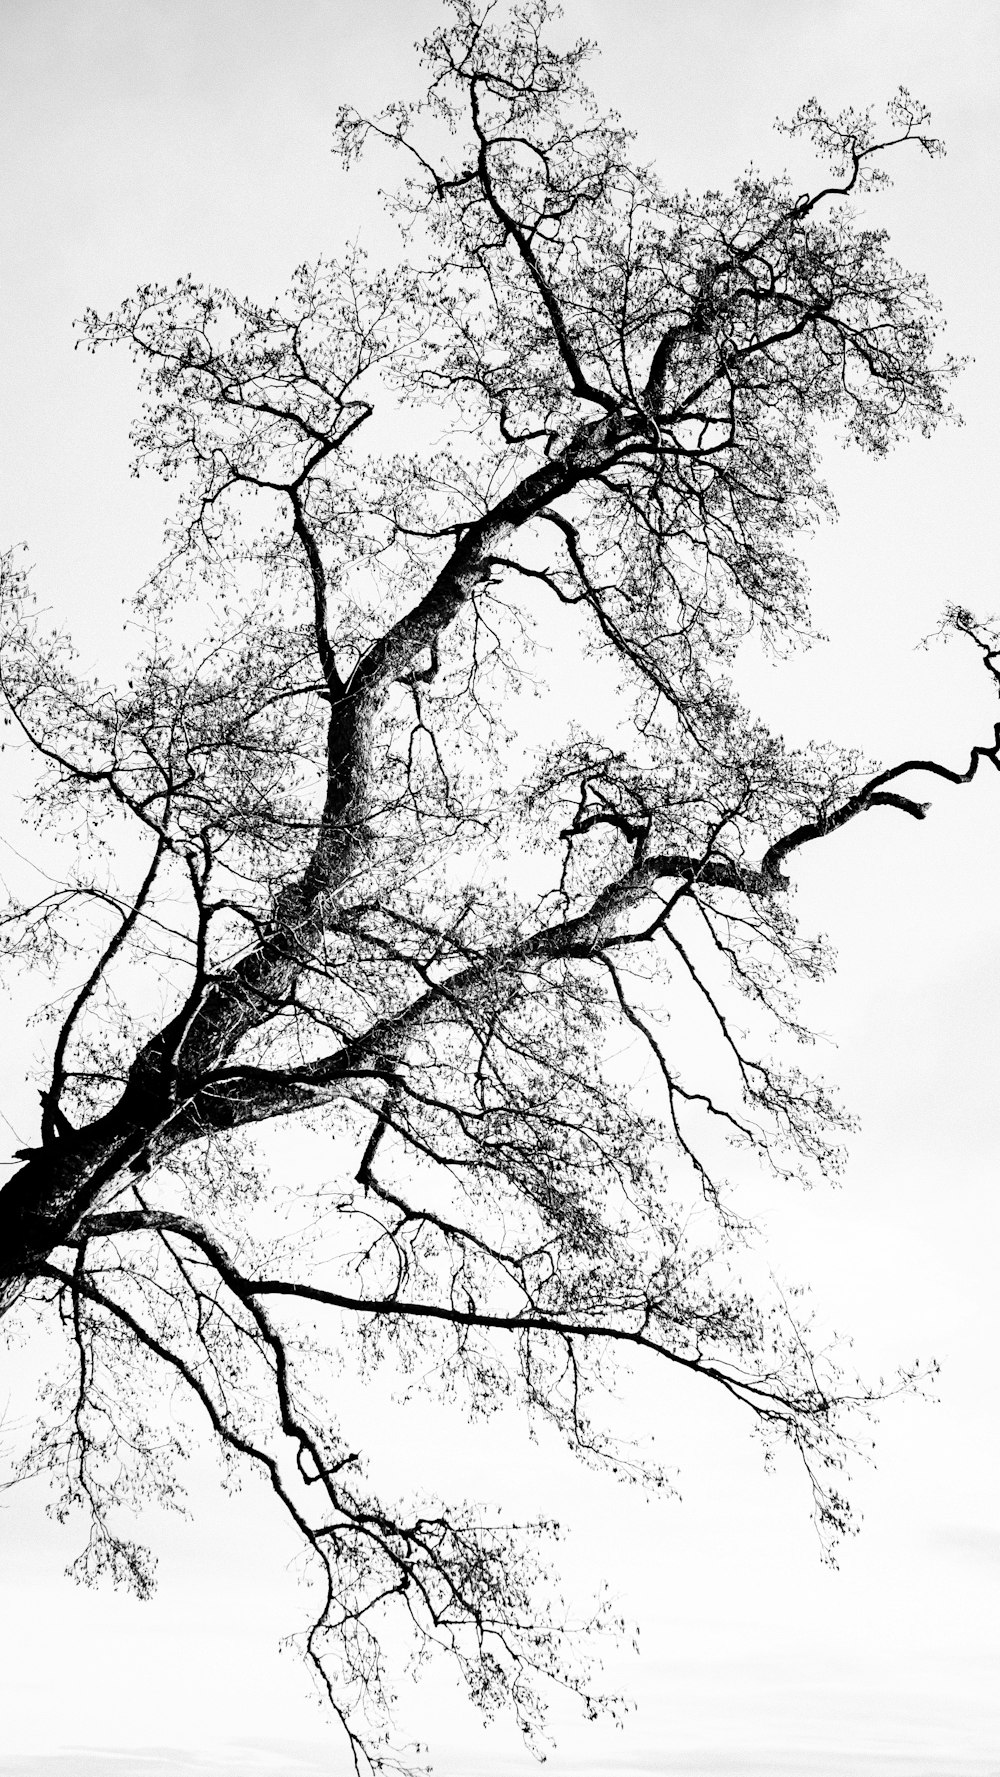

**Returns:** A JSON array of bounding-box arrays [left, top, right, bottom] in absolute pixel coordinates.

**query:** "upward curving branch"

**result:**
[[0, 5, 992, 1770]]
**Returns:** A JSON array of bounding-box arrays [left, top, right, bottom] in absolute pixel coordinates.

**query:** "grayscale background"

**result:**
[[1, 2, 997, 1772]]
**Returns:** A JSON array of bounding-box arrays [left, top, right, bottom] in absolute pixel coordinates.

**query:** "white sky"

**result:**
[[1, 1, 999, 1773]]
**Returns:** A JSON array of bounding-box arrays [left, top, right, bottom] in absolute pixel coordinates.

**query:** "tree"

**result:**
[[0, 0, 997, 1766]]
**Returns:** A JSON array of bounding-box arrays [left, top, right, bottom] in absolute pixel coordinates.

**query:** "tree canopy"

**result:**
[[1, 1, 997, 1769]]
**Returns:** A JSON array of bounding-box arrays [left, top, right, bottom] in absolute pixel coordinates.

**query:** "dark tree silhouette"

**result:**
[[1, 2, 997, 1768]]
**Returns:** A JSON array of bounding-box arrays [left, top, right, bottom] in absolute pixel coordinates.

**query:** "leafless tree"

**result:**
[[1, 2, 997, 1769]]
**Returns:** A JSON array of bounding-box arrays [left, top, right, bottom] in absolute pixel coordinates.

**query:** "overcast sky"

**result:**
[[1, 1, 999, 1773]]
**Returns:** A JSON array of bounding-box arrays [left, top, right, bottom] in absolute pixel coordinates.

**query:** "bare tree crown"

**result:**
[[1, 3, 997, 1769]]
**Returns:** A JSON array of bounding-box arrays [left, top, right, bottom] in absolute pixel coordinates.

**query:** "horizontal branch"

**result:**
[[74, 1208, 824, 1426]]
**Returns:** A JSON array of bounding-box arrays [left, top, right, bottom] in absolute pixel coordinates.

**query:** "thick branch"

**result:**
[[72, 1208, 827, 1426]]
